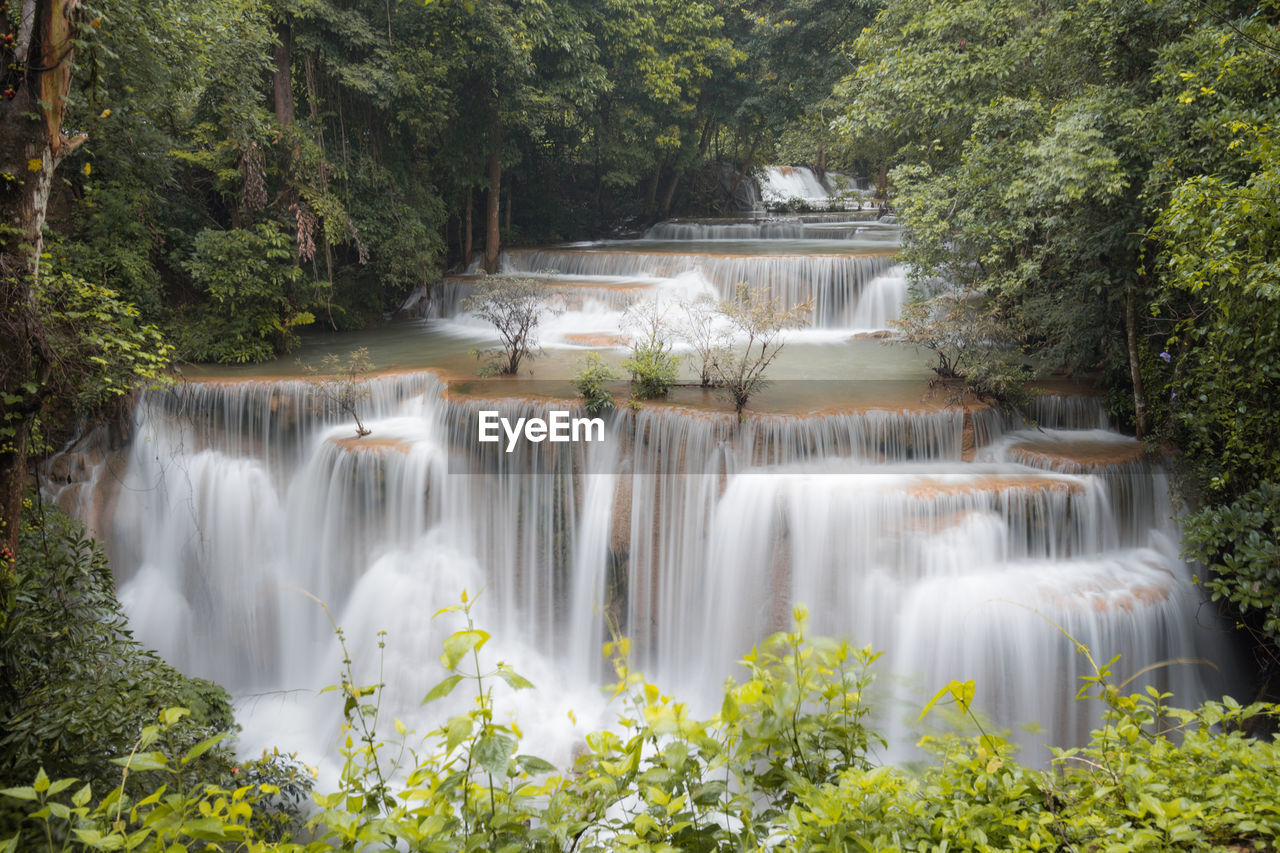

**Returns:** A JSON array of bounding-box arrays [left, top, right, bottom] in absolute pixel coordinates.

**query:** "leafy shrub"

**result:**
[[1185, 482, 1280, 639], [175, 224, 314, 364], [0, 500, 234, 793], [0, 501, 311, 845], [621, 298, 680, 400], [306, 347, 375, 438], [622, 343, 679, 400], [573, 352, 618, 414], [6, 596, 1280, 851], [894, 289, 1032, 409]]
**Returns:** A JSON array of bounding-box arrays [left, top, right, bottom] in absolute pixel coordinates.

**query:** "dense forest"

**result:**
[[3, 0, 1280, 849]]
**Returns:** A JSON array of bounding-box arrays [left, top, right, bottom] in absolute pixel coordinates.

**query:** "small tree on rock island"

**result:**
[[711, 286, 809, 420], [464, 275, 550, 376], [893, 290, 1030, 408], [308, 347, 374, 438], [678, 294, 728, 388]]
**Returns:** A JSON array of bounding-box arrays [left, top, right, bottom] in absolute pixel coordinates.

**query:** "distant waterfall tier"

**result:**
[[501, 248, 898, 327], [757, 165, 869, 210], [644, 219, 897, 241]]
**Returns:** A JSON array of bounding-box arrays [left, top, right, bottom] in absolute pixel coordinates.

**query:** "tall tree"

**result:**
[[1, 0, 84, 571]]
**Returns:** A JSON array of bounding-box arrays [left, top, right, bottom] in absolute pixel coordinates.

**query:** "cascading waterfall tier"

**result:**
[[501, 247, 897, 327], [644, 219, 896, 241], [74, 371, 1236, 768]]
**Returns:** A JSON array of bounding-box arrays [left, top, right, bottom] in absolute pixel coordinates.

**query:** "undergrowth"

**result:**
[[4, 594, 1278, 852]]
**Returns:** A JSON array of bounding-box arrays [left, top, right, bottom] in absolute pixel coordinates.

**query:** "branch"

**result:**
[[55, 132, 88, 166], [1188, 0, 1280, 59]]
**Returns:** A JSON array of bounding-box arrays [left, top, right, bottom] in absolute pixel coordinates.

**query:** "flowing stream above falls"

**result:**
[[51, 213, 1241, 771]]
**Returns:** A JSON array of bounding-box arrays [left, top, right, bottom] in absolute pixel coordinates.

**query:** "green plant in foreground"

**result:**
[[7, 593, 1280, 852], [1, 707, 280, 852]]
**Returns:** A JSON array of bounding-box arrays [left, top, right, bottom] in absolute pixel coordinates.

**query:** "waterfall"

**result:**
[[59, 213, 1239, 773], [78, 374, 1236, 769], [501, 248, 897, 327], [643, 220, 897, 241], [759, 166, 832, 208]]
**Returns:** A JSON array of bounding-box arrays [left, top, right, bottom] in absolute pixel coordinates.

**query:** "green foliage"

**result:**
[[622, 299, 680, 400], [0, 501, 235, 795], [0, 272, 174, 456], [1151, 161, 1280, 503], [894, 289, 1031, 408], [837, 0, 1280, 647], [175, 225, 312, 364], [573, 352, 618, 414], [1185, 482, 1280, 639], [624, 343, 680, 400], [1146, 137, 1280, 641], [1, 708, 301, 853], [8, 595, 1280, 851]]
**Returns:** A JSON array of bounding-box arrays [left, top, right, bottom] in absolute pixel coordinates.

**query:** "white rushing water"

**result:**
[[758, 165, 834, 208], [61, 213, 1239, 777]]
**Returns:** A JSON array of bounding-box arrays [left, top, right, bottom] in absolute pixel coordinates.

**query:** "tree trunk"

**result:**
[[272, 21, 295, 126], [484, 123, 502, 274], [659, 168, 681, 217], [464, 188, 473, 265], [1125, 287, 1147, 439], [645, 162, 662, 216], [504, 182, 512, 235], [0, 0, 83, 573], [727, 142, 757, 201]]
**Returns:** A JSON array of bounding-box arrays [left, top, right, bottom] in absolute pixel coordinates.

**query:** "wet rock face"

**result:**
[[43, 427, 130, 541]]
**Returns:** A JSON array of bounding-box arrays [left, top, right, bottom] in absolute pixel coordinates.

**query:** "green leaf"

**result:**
[[918, 683, 952, 722], [112, 751, 168, 772], [692, 780, 727, 805], [45, 778, 77, 797], [423, 674, 465, 705], [181, 732, 229, 765], [442, 629, 490, 670], [495, 668, 535, 691], [515, 754, 557, 775], [474, 732, 516, 778], [0, 787, 37, 801], [445, 716, 473, 755], [33, 769, 49, 793], [158, 707, 190, 727]]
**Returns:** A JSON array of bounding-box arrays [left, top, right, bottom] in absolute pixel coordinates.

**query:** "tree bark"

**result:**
[[1125, 287, 1147, 439], [659, 168, 681, 217], [645, 162, 662, 215], [727, 143, 757, 203], [1, 0, 83, 573], [464, 188, 473, 265], [272, 21, 295, 126], [483, 121, 502, 274]]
